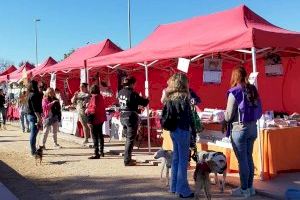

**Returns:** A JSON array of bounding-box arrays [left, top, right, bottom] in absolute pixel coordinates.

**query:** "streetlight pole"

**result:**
[[128, 0, 132, 48], [34, 19, 41, 67]]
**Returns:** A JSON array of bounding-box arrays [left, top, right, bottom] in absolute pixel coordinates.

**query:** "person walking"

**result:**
[[85, 85, 106, 159], [161, 73, 195, 198], [26, 80, 43, 155], [71, 83, 91, 145], [0, 89, 7, 129], [118, 76, 149, 166], [41, 88, 62, 149], [225, 66, 262, 198], [18, 91, 30, 133]]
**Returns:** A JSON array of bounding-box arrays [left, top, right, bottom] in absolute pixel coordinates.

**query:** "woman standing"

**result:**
[[85, 85, 106, 159], [71, 83, 91, 145], [161, 73, 195, 198], [26, 80, 43, 155], [225, 67, 262, 198], [41, 88, 62, 149], [18, 91, 30, 133]]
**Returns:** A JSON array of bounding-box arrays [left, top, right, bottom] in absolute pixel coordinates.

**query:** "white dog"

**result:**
[[154, 149, 172, 186]]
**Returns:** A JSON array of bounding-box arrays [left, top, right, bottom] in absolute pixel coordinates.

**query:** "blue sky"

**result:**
[[1, 0, 300, 66]]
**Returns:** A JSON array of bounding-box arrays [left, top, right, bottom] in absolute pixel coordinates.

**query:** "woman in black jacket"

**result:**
[[162, 73, 195, 198]]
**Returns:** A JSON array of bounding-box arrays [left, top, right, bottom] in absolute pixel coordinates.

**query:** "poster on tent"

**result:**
[[264, 53, 283, 76], [203, 58, 222, 84], [80, 68, 88, 84], [177, 58, 190, 73], [50, 73, 56, 89]]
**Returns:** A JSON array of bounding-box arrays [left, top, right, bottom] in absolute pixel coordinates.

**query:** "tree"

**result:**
[[0, 58, 13, 71], [18, 61, 35, 67], [63, 49, 75, 60]]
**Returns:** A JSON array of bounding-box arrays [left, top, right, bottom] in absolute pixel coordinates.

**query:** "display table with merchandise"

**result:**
[[161, 119, 300, 180], [60, 110, 79, 135]]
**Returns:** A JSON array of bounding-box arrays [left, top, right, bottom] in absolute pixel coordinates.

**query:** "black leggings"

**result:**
[[91, 123, 104, 156]]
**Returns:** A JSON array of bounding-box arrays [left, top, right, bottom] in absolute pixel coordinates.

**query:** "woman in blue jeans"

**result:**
[[162, 73, 195, 198], [26, 80, 43, 155], [225, 67, 262, 198]]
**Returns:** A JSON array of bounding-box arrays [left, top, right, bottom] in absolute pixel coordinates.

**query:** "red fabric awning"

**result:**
[[40, 39, 122, 74], [31, 57, 57, 77], [87, 5, 300, 68], [8, 62, 35, 81], [0, 65, 17, 76]]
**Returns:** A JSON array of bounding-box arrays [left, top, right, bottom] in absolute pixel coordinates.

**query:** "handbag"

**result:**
[[161, 102, 177, 131]]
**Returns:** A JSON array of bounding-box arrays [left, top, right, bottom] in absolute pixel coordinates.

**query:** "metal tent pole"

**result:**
[[144, 62, 151, 154], [251, 47, 264, 180]]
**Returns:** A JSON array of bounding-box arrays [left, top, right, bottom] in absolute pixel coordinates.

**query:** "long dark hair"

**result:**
[[230, 66, 259, 103], [27, 80, 39, 93]]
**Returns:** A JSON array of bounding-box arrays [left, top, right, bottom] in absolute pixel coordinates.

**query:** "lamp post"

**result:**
[[34, 19, 41, 67], [128, 0, 132, 48]]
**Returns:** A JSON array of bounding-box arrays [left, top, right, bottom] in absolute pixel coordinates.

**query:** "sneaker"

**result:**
[[179, 193, 194, 198], [54, 144, 61, 149], [26, 129, 30, 133], [88, 155, 100, 159], [231, 187, 250, 198], [248, 187, 256, 196]]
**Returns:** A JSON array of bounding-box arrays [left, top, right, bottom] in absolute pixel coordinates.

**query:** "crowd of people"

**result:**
[[0, 66, 261, 199]]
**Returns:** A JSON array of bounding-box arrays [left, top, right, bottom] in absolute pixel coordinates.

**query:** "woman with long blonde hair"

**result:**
[[161, 73, 195, 198], [41, 87, 62, 149]]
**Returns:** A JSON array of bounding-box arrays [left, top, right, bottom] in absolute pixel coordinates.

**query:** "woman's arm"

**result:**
[[225, 93, 237, 122]]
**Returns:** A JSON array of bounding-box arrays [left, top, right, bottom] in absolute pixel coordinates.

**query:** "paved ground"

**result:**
[[0, 125, 273, 200]]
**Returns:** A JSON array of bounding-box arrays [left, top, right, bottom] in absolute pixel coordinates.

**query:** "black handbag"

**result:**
[[161, 102, 177, 131]]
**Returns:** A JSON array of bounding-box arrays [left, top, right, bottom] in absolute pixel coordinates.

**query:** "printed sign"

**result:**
[[203, 58, 222, 84], [177, 58, 190, 73]]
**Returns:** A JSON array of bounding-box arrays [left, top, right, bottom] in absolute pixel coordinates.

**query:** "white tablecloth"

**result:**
[[59, 111, 78, 135]]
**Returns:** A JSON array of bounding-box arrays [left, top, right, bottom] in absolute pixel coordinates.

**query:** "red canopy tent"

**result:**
[[87, 5, 300, 67], [1, 62, 35, 82], [35, 39, 122, 106], [31, 56, 57, 77], [0, 65, 17, 76], [86, 5, 300, 165], [40, 39, 122, 74]]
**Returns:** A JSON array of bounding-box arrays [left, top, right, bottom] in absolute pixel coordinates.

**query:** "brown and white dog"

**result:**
[[194, 151, 227, 200]]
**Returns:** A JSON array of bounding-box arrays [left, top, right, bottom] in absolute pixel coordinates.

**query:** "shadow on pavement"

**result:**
[[0, 160, 53, 200]]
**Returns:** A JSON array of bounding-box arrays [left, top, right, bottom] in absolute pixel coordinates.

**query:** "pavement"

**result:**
[[0, 123, 296, 199]]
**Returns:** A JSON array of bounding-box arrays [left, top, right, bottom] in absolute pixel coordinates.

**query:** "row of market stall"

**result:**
[[1, 5, 300, 180]]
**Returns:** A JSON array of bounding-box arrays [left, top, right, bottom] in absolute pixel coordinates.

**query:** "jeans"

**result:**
[[0, 107, 6, 125], [170, 128, 193, 197], [42, 121, 59, 146], [91, 123, 104, 156], [121, 112, 138, 164], [20, 111, 29, 132], [27, 115, 39, 155], [231, 121, 257, 190]]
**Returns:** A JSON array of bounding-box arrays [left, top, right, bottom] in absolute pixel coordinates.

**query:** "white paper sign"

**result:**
[[248, 72, 259, 85], [80, 68, 87, 83], [50, 73, 56, 89], [265, 64, 283, 76], [177, 58, 190, 73], [203, 71, 222, 83]]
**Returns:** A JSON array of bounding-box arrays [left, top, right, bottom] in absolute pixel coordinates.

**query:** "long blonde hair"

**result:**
[[44, 88, 55, 99], [165, 73, 189, 101]]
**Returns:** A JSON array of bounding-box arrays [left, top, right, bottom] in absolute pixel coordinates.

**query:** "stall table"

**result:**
[[162, 124, 300, 180]]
